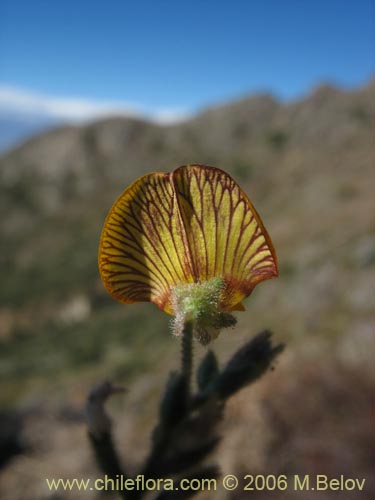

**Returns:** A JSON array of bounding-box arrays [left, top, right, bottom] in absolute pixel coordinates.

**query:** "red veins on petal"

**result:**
[[98, 165, 278, 313]]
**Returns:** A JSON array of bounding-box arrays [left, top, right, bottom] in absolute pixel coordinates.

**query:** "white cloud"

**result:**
[[0, 84, 190, 124]]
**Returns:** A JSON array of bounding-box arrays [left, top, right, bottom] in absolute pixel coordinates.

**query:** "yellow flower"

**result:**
[[98, 164, 278, 343]]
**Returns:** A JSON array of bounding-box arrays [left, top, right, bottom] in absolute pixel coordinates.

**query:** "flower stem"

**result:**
[[181, 321, 194, 395]]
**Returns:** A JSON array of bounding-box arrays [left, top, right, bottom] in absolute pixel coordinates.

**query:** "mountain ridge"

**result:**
[[0, 78, 373, 351], [1, 78, 373, 156], [0, 78, 374, 500]]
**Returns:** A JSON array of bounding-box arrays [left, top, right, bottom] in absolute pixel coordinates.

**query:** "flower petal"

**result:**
[[98, 165, 278, 314], [98, 172, 194, 312], [172, 165, 278, 309]]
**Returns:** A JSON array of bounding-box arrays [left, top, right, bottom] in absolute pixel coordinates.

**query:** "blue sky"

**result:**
[[0, 0, 374, 119]]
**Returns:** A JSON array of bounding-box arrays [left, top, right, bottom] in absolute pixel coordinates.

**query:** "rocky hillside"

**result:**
[[0, 80, 374, 499], [1, 80, 373, 338]]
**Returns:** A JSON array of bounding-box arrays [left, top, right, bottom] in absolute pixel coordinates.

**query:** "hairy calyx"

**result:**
[[171, 278, 237, 345]]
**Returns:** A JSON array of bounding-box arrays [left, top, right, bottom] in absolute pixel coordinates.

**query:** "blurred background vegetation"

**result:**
[[0, 78, 374, 499], [2, 0, 375, 495]]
